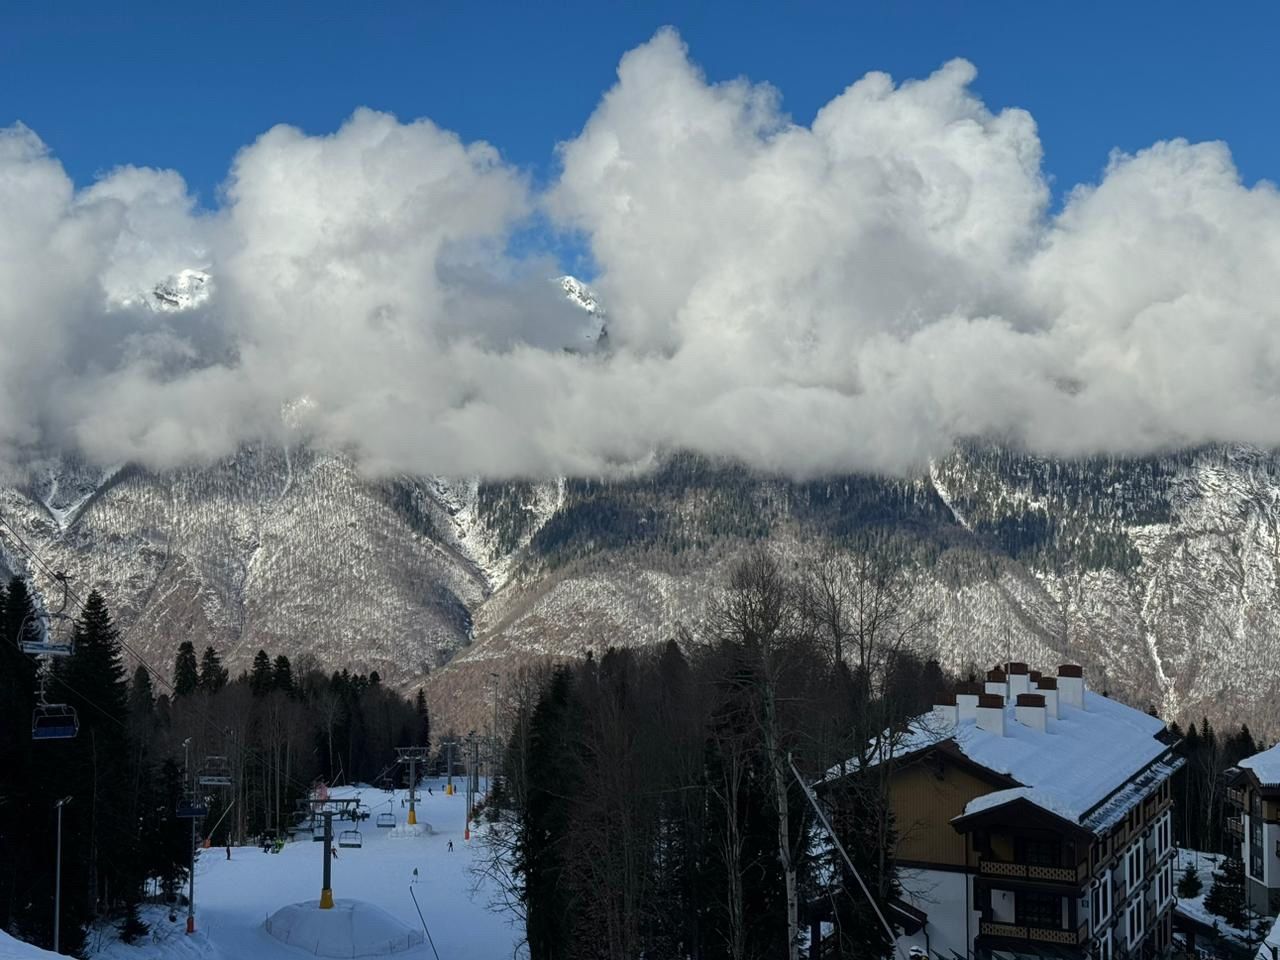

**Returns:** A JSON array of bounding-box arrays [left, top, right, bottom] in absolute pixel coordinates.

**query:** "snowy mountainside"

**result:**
[[431, 446, 1280, 737], [109, 268, 212, 313], [0, 448, 527, 683], [5, 441, 1280, 736]]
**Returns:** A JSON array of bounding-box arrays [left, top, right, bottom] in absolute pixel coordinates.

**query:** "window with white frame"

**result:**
[[1155, 811, 1171, 859], [1126, 843, 1144, 891], [1127, 897, 1144, 948], [1096, 928, 1112, 960], [1155, 859, 1171, 908], [1091, 873, 1112, 931]]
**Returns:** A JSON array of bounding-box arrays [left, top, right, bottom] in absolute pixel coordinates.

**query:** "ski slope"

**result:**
[[84, 779, 521, 960]]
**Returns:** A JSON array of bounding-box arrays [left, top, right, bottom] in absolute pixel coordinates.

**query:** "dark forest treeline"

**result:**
[[0, 575, 427, 956], [484, 548, 951, 960]]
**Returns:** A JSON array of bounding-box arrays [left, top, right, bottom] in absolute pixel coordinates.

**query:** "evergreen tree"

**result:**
[[1205, 855, 1248, 928], [1177, 862, 1204, 899], [128, 663, 155, 718], [198, 645, 228, 692], [173, 641, 198, 696], [272, 654, 294, 694], [250, 649, 273, 695], [57, 591, 135, 941], [415, 688, 431, 754]]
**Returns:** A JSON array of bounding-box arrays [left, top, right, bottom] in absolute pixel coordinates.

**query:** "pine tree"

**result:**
[[128, 664, 155, 718], [1177, 861, 1204, 899], [198, 645, 228, 692], [1205, 855, 1248, 928], [57, 591, 135, 936], [250, 649, 273, 695], [173, 641, 198, 696], [415, 688, 431, 754], [272, 654, 294, 694]]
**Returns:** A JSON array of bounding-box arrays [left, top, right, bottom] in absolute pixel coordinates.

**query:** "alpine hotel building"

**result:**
[[855, 663, 1182, 960]]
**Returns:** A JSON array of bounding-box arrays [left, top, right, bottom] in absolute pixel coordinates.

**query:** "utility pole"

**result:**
[[408, 753, 418, 826], [319, 811, 334, 909], [53, 796, 72, 954], [489, 672, 500, 795], [463, 734, 472, 842], [446, 738, 454, 795], [183, 738, 196, 935]]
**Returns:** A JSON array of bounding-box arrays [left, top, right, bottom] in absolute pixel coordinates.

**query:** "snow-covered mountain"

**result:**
[[5, 272, 1280, 737], [111, 269, 213, 313], [5, 444, 1280, 739]]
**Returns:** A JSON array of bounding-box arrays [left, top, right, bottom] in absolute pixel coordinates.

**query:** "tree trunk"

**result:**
[[762, 676, 799, 960]]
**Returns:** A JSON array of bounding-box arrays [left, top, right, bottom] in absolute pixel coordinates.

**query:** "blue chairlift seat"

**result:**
[[20, 638, 73, 657], [32, 704, 78, 740], [198, 756, 232, 787], [176, 797, 209, 819]]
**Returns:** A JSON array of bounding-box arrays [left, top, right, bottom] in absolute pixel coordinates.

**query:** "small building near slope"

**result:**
[[825, 663, 1182, 960], [1226, 743, 1280, 915]]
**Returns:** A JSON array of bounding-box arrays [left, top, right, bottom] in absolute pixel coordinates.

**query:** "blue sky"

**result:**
[[4, 0, 1278, 210]]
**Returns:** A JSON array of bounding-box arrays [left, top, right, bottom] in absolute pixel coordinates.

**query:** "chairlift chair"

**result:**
[[338, 829, 362, 849], [376, 812, 396, 828], [198, 755, 232, 787], [312, 824, 327, 842], [176, 795, 209, 819], [32, 702, 79, 740], [20, 575, 75, 657]]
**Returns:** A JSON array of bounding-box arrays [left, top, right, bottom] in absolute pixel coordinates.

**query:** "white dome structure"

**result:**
[[265, 899, 426, 958]]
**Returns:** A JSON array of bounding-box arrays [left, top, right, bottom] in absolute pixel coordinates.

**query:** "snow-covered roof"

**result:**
[[1240, 742, 1280, 786], [852, 689, 1173, 831]]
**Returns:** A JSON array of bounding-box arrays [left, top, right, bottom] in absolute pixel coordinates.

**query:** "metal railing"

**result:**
[[978, 858, 1089, 884], [979, 920, 1088, 945]]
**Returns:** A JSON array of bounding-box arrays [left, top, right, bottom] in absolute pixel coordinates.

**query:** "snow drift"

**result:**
[[264, 899, 426, 958]]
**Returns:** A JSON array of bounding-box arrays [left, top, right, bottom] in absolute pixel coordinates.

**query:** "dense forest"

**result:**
[[0, 575, 430, 956], [482, 548, 951, 960]]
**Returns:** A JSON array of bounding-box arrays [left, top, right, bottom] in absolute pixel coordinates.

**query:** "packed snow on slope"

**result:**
[[265, 900, 424, 957], [1173, 848, 1263, 949], [0, 929, 70, 959], [80, 779, 520, 960]]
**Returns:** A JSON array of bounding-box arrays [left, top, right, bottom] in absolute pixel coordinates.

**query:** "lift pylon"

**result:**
[[394, 746, 429, 827]]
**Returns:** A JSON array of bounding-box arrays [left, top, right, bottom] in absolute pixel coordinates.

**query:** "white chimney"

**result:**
[[1036, 678, 1060, 719], [1015, 693, 1048, 732], [1008, 663, 1031, 698], [932, 701, 959, 733], [1058, 665, 1085, 710], [985, 669, 1009, 701], [956, 684, 981, 723], [976, 693, 1006, 737]]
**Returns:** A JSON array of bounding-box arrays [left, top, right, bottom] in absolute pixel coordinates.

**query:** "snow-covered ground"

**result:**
[[1175, 848, 1267, 951], [62, 779, 521, 960]]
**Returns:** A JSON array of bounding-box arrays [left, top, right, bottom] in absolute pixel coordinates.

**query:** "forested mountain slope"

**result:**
[[3, 444, 1279, 735]]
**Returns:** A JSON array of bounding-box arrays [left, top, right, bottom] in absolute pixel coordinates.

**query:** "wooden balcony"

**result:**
[[1227, 817, 1244, 841], [979, 920, 1089, 945], [1227, 787, 1245, 809], [979, 858, 1089, 885]]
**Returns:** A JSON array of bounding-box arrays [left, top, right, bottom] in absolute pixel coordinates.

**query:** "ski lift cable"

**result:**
[[787, 753, 910, 960], [0, 510, 322, 799], [414, 885, 450, 960]]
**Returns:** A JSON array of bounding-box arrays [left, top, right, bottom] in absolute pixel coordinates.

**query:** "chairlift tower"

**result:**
[[395, 746, 429, 826], [303, 797, 360, 908]]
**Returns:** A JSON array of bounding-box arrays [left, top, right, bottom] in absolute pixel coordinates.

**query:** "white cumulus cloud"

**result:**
[[1, 29, 1278, 478]]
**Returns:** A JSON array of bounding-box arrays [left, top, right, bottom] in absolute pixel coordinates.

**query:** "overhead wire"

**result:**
[[0, 506, 322, 801]]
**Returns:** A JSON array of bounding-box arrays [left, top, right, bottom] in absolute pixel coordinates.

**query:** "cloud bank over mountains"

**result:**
[[2, 28, 1278, 478]]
